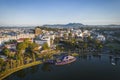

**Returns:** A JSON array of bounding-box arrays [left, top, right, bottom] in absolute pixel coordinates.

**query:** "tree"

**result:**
[[87, 36, 92, 42], [68, 32, 72, 39], [17, 42, 27, 52], [63, 33, 67, 39], [54, 37, 60, 44], [24, 38, 31, 46], [98, 44, 103, 51], [27, 43, 39, 62], [10, 39, 17, 44], [71, 38, 76, 47], [29, 43, 39, 51], [42, 42, 49, 50], [0, 58, 4, 72], [5, 61, 10, 70], [83, 43, 88, 49], [50, 38, 53, 45], [56, 45, 60, 50], [12, 60, 17, 68], [95, 39, 101, 49], [95, 39, 101, 45], [2, 48, 10, 57], [16, 42, 27, 65], [26, 57, 31, 64]]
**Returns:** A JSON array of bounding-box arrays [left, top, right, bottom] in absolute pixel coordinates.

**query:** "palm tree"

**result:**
[[2, 48, 10, 57], [16, 42, 27, 65], [42, 42, 49, 50], [27, 43, 39, 62], [5, 61, 10, 70], [0, 58, 4, 72], [68, 32, 72, 39]]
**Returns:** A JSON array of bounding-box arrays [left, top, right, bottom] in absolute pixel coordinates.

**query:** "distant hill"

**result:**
[[43, 23, 84, 28]]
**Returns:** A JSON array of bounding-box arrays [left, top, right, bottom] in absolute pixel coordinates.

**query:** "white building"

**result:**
[[71, 29, 82, 37], [0, 55, 7, 61], [35, 34, 55, 47], [96, 34, 106, 41], [0, 33, 35, 46], [82, 30, 91, 37]]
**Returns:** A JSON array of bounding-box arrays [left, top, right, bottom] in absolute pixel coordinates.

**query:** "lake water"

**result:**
[[4, 53, 120, 80]]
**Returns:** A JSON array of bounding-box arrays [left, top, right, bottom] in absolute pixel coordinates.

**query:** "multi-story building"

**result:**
[[35, 27, 42, 36]]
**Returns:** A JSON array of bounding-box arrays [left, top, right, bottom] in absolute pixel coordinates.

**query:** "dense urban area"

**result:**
[[0, 23, 120, 79]]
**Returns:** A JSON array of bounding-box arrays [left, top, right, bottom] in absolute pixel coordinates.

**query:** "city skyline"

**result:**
[[0, 0, 120, 26]]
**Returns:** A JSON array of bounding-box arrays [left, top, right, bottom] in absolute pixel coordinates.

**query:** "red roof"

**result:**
[[17, 38, 32, 42]]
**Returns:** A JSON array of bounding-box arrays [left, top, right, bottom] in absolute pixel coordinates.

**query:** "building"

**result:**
[[0, 33, 35, 46], [96, 34, 106, 41], [35, 32, 55, 47], [35, 27, 42, 36], [35, 34, 51, 47], [17, 38, 33, 43], [4, 44, 16, 50], [82, 30, 91, 37]]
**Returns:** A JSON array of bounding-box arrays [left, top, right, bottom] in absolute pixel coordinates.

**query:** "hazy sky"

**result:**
[[0, 0, 120, 26]]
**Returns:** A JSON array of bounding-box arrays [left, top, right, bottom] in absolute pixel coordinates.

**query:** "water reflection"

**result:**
[[78, 53, 101, 60], [92, 53, 101, 60], [30, 65, 39, 74], [109, 55, 120, 66], [16, 69, 26, 79], [41, 63, 54, 72], [4, 53, 120, 80]]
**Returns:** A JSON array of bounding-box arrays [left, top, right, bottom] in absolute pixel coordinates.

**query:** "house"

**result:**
[[4, 44, 16, 50], [71, 29, 82, 37], [0, 33, 35, 46], [0, 55, 7, 61], [17, 38, 33, 43], [35, 27, 42, 36], [82, 30, 91, 37], [35, 34, 51, 47], [96, 34, 106, 41], [35, 31, 56, 47]]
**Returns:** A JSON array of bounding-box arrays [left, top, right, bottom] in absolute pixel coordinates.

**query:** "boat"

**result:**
[[55, 55, 76, 65]]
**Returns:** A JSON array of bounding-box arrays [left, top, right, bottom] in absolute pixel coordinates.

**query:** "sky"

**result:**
[[0, 0, 120, 26]]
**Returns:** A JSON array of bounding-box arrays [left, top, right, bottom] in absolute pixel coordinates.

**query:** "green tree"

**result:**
[[2, 48, 10, 57], [27, 43, 39, 62], [50, 38, 53, 45], [16, 42, 27, 53], [24, 38, 31, 46], [12, 60, 17, 68], [95, 40, 101, 46], [56, 45, 60, 50], [26, 57, 31, 64], [71, 38, 76, 47], [63, 33, 67, 39], [54, 37, 60, 44], [98, 44, 103, 51], [9, 59, 13, 68], [95, 39, 101, 49], [0, 58, 4, 72], [5, 62, 10, 70], [42, 42, 49, 50], [68, 32, 72, 39], [10, 39, 17, 44], [83, 43, 88, 49], [16, 42, 27, 65]]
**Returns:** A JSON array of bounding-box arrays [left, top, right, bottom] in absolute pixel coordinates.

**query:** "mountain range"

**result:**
[[43, 23, 84, 28]]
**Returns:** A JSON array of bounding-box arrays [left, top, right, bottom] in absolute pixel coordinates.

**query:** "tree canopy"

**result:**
[[2, 48, 10, 57], [42, 42, 49, 50]]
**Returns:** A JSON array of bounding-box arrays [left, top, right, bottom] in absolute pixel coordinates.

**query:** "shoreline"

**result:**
[[0, 50, 60, 80], [0, 61, 42, 80]]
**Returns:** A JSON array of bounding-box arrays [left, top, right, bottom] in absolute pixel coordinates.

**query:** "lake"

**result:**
[[4, 53, 120, 80]]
